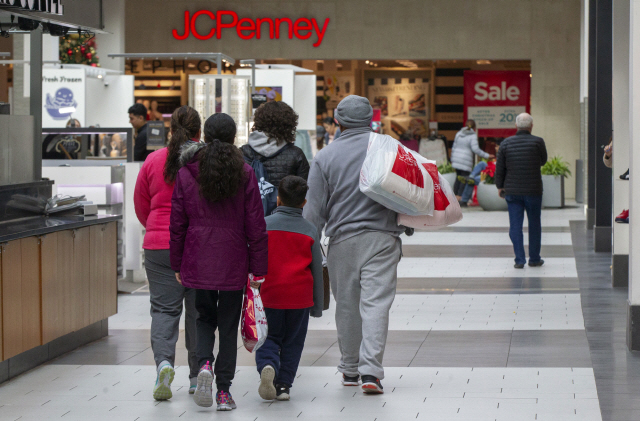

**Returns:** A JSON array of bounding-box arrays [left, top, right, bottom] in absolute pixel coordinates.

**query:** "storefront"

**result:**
[[119, 0, 581, 193]]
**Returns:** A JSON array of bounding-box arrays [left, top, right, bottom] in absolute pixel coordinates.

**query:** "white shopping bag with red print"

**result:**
[[360, 133, 434, 216], [397, 161, 463, 229], [241, 276, 268, 353]]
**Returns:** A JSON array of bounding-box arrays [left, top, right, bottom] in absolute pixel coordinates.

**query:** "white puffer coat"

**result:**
[[450, 127, 490, 172]]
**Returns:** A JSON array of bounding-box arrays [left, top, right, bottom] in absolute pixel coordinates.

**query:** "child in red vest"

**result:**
[[256, 176, 324, 401]]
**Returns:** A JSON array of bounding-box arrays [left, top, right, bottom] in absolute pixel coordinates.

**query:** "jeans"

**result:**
[[255, 308, 310, 388], [145, 249, 198, 378], [461, 162, 487, 203], [453, 169, 471, 196], [195, 289, 244, 392], [506, 195, 543, 265]]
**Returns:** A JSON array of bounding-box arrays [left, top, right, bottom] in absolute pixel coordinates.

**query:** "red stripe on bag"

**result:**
[[422, 163, 450, 211], [391, 145, 424, 188]]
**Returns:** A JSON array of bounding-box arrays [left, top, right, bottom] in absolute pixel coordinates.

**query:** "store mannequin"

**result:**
[[150, 100, 163, 121]]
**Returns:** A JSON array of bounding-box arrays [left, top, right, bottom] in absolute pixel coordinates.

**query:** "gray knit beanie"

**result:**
[[334, 95, 373, 129]]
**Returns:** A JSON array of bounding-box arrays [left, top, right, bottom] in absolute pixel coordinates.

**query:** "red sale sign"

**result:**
[[463, 71, 531, 137]]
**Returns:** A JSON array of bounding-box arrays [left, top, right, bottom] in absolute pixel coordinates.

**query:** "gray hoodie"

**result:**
[[450, 127, 490, 172], [248, 130, 287, 157], [303, 126, 404, 244]]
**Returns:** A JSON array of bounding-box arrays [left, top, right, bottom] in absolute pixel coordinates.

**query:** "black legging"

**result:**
[[453, 169, 471, 196]]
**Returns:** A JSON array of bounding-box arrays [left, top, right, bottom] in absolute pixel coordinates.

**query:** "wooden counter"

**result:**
[[0, 221, 118, 361]]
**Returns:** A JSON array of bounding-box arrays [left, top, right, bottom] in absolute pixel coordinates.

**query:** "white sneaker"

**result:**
[[153, 363, 175, 401], [189, 377, 197, 395], [258, 365, 277, 400], [193, 362, 214, 407]]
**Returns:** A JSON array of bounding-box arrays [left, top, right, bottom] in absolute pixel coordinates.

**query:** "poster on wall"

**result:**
[[252, 86, 282, 108], [42, 68, 85, 128], [367, 78, 430, 141], [321, 75, 355, 112], [463, 70, 531, 138]]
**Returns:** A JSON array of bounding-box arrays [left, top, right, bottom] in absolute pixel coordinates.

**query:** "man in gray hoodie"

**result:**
[[304, 95, 404, 394]]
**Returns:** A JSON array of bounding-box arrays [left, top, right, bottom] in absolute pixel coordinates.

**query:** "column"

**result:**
[[612, 0, 630, 287], [628, 0, 640, 351], [587, 0, 597, 228], [593, 0, 613, 252]]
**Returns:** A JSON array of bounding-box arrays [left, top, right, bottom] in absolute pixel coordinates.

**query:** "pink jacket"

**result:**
[[134, 148, 173, 250]]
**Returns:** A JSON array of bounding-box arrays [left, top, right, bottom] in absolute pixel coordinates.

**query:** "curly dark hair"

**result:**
[[252, 101, 298, 145], [198, 113, 246, 203], [164, 106, 201, 184]]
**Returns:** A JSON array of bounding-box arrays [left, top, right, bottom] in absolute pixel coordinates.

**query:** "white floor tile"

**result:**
[[398, 258, 578, 278]]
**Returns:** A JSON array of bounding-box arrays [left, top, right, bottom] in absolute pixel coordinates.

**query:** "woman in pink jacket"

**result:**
[[134, 106, 201, 401]]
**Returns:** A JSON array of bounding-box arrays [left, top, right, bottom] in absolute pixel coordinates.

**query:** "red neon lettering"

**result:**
[[293, 18, 312, 40], [191, 10, 216, 40], [216, 10, 238, 39], [237, 18, 256, 40], [275, 18, 293, 39], [311, 18, 330, 48], [256, 18, 275, 39], [173, 10, 191, 40]]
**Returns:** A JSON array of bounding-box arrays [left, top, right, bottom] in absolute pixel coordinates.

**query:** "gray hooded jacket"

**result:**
[[303, 126, 404, 244], [450, 127, 490, 172]]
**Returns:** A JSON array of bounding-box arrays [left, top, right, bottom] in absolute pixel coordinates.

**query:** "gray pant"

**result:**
[[146, 249, 199, 378], [327, 231, 401, 380]]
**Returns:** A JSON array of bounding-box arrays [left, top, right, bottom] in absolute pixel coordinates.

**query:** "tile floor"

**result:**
[[0, 205, 611, 421]]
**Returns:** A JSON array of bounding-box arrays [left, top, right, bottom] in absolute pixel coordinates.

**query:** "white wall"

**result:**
[[85, 75, 134, 127]]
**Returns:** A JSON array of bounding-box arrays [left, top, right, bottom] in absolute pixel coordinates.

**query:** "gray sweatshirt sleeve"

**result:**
[[470, 134, 490, 159], [303, 159, 329, 238], [310, 237, 324, 318]]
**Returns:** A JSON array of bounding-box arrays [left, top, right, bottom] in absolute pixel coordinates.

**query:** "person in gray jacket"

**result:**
[[304, 95, 404, 395], [451, 120, 494, 199]]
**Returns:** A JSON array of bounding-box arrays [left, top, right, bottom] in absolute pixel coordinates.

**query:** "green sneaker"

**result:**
[[457, 175, 468, 184], [153, 364, 175, 401]]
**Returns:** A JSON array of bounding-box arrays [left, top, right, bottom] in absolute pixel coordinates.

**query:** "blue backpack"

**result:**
[[248, 144, 290, 216]]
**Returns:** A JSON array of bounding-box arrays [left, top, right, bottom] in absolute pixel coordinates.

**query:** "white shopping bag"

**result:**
[[360, 132, 434, 216], [398, 161, 463, 229]]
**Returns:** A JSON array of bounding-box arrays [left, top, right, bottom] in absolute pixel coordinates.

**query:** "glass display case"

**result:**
[[42, 127, 134, 162], [188, 75, 251, 145]]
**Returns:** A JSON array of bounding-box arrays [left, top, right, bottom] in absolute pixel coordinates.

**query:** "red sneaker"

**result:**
[[615, 209, 629, 223]]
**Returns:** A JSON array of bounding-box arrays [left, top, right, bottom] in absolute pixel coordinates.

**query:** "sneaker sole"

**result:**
[[276, 393, 290, 401], [259, 366, 277, 400], [189, 387, 196, 395], [217, 404, 233, 411], [193, 370, 214, 407], [153, 366, 175, 401], [341, 380, 360, 386], [362, 383, 384, 394]]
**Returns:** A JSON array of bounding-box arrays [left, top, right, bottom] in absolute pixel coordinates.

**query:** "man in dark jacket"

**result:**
[[129, 103, 150, 161], [495, 113, 548, 269]]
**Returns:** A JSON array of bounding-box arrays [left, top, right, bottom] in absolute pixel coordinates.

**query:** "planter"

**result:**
[[442, 172, 457, 187], [477, 182, 508, 211], [542, 175, 565, 208]]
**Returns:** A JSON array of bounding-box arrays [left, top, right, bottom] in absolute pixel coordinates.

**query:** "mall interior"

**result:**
[[0, 0, 638, 420]]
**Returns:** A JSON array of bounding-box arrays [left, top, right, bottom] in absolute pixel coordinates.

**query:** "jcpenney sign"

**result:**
[[0, 0, 64, 15], [173, 10, 330, 47]]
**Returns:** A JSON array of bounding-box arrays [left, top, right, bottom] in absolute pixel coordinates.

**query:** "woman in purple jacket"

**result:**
[[169, 113, 268, 411]]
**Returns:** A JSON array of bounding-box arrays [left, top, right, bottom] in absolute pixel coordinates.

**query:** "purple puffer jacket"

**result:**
[[169, 148, 268, 291]]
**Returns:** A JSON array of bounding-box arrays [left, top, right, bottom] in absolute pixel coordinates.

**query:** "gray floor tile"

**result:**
[[402, 245, 574, 258]]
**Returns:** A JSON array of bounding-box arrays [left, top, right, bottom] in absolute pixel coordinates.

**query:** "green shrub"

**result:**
[[541, 156, 572, 178], [438, 162, 454, 174]]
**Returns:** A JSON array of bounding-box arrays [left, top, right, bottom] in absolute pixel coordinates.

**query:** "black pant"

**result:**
[[453, 169, 471, 196], [255, 308, 310, 387], [195, 289, 244, 392]]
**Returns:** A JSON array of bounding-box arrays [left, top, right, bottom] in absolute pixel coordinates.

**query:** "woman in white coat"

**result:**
[[450, 120, 494, 199]]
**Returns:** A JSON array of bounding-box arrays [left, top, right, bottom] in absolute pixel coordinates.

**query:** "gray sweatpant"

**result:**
[[327, 231, 401, 380], [146, 249, 199, 378]]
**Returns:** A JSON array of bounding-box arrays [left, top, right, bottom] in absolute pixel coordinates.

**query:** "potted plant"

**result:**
[[476, 161, 508, 211], [541, 156, 571, 208], [438, 162, 457, 187]]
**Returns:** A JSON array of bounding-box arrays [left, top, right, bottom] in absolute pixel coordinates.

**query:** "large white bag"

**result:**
[[398, 161, 463, 229], [360, 133, 435, 216]]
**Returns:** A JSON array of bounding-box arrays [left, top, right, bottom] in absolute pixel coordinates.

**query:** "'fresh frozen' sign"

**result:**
[[42, 68, 85, 128]]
